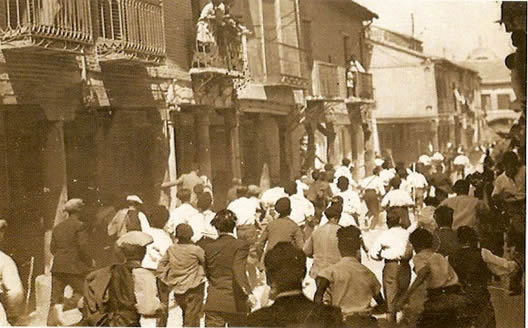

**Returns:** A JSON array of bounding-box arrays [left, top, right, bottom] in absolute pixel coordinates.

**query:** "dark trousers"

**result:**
[[50, 272, 85, 305], [237, 224, 259, 288], [205, 311, 247, 327], [174, 283, 206, 327], [383, 261, 411, 313], [344, 314, 378, 328], [48, 272, 85, 326]]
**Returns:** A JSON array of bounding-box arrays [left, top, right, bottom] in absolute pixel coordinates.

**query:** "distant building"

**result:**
[[462, 47, 520, 135], [368, 26, 482, 164]]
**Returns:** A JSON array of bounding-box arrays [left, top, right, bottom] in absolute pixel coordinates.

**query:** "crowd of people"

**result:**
[[0, 141, 525, 327]]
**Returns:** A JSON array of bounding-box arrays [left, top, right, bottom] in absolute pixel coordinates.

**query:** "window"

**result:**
[[481, 94, 491, 111], [497, 94, 511, 110]]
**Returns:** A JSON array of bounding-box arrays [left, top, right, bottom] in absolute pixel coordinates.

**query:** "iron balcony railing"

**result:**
[[97, 0, 165, 63], [0, 0, 93, 50]]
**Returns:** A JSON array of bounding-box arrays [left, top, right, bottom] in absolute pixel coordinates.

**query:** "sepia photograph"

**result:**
[[0, 0, 525, 327]]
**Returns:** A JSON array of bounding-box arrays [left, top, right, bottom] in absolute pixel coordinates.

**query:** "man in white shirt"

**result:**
[[228, 185, 261, 288], [381, 176, 415, 229], [360, 167, 386, 230], [285, 182, 315, 231], [165, 189, 199, 236], [405, 168, 429, 208], [334, 176, 364, 227], [142, 206, 173, 270], [369, 212, 412, 324]]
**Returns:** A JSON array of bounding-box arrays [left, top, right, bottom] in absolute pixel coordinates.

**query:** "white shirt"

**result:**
[[336, 190, 362, 216], [359, 175, 386, 196], [142, 228, 173, 270], [165, 203, 199, 235], [379, 169, 396, 186], [228, 197, 260, 226], [492, 166, 526, 201], [0, 251, 24, 324], [260, 187, 287, 206], [381, 189, 414, 208], [369, 227, 411, 260], [289, 194, 315, 226], [406, 171, 429, 189], [187, 210, 218, 242]]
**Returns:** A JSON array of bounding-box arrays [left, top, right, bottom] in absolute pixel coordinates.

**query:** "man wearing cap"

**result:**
[[257, 197, 304, 260], [48, 199, 93, 326], [304, 202, 343, 279], [315, 226, 385, 328], [451, 154, 470, 183], [359, 167, 386, 230], [157, 224, 206, 327], [201, 210, 254, 327], [108, 195, 150, 239], [83, 231, 163, 326], [0, 220, 24, 326], [431, 152, 446, 173]]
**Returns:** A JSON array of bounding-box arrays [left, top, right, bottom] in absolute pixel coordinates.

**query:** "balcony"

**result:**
[[309, 60, 374, 103], [264, 42, 309, 88], [0, 0, 93, 53], [190, 20, 248, 77], [96, 0, 165, 65]]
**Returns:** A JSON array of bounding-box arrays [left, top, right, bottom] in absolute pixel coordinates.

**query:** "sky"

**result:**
[[355, 0, 515, 61]]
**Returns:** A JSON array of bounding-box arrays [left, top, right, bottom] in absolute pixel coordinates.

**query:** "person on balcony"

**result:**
[[346, 55, 366, 98]]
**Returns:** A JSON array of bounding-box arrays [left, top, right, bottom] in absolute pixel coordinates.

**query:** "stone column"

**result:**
[[326, 122, 337, 166], [431, 119, 439, 152], [224, 108, 242, 181], [261, 114, 281, 186], [195, 107, 212, 179], [42, 121, 68, 274]]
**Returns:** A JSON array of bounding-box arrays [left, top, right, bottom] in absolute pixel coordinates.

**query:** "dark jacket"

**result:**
[[436, 228, 461, 258], [50, 217, 92, 274], [247, 294, 343, 327], [449, 246, 491, 302], [202, 234, 251, 314]]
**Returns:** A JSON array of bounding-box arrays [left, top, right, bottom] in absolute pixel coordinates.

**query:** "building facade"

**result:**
[[369, 26, 482, 164], [300, 0, 378, 179], [463, 47, 521, 137]]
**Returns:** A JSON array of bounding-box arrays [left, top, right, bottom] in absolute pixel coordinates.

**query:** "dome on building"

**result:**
[[467, 47, 497, 61]]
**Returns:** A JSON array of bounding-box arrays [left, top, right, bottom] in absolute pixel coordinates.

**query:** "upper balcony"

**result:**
[[0, 0, 94, 53], [264, 42, 309, 88], [96, 0, 165, 65], [308, 60, 374, 103]]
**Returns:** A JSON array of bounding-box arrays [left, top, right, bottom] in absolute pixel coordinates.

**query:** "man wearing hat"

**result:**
[[256, 197, 304, 260], [48, 199, 92, 326], [83, 231, 163, 326], [108, 195, 150, 239], [201, 210, 254, 327], [304, 201, 343, 279]]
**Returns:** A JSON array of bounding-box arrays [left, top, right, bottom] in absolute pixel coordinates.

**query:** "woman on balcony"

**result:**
[[196, 0, 226, 54]]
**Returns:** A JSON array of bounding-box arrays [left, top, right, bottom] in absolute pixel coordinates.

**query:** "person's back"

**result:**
[[51, 217, 90, 274], [247, 242, 342, 327], [247, 292, 343, 327], [264, 216, 302, 253]]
